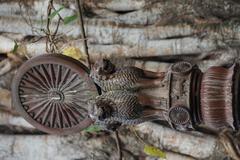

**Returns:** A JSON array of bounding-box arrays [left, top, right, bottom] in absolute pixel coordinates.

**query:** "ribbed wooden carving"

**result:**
[[200, 66, 234, 129]]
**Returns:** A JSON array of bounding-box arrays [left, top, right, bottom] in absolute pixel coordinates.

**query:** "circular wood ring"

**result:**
[[171, 61, 192, 75], [12, 54, 98, 134], [169, 106, 190, 125]]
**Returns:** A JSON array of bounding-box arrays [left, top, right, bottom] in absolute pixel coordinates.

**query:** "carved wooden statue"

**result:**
[[11, 54, 240, 145], [89, 59, 167, 130], [89, 58, 240, 132]]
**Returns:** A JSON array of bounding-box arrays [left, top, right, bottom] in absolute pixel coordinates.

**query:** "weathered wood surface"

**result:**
[[0, 0, 240, 58], [0, 0, 240, 159], [0, 124, 226, 160]]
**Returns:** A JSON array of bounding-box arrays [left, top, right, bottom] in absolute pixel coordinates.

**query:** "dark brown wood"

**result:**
[[11, 54, 98, 134]]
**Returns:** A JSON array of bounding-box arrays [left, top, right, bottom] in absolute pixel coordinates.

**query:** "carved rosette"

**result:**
[[11, 54, 98, 134]]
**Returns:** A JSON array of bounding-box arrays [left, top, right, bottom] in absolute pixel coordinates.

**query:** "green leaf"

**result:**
[[48, 5, 64, 20], [11, 41, 18, 54], [84, 125, 101, 133], [143, 145, 166, 158], [63, 14, 78, 25]]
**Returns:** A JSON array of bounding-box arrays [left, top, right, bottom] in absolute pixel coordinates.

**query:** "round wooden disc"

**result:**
[[171, 61, 192, 75], [12, 54, 98, 134], [169, 106, 190, 125]]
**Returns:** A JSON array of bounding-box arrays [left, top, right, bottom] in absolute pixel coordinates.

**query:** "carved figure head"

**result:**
[[88, 98, 113, 121], [90, 59, 116, 78]]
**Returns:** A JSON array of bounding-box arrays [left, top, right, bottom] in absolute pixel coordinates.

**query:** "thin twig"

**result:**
[[53, 17, 61, 37], [46, 0, 53, 53], [114, 131, 123, 160], [45, 0, 62, 54], [75, 0, 91, 69]]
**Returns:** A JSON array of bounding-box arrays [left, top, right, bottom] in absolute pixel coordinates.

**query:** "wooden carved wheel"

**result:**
[[12, 54, 99, 134]]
